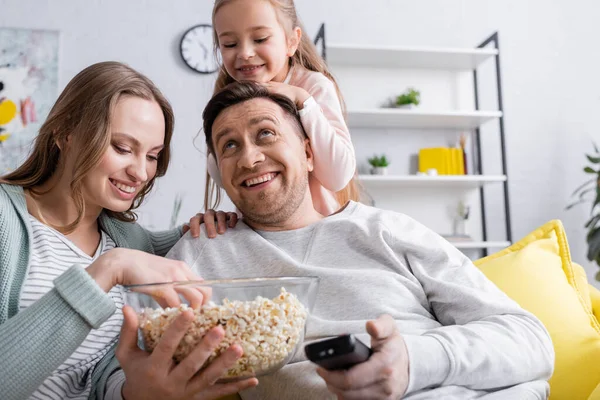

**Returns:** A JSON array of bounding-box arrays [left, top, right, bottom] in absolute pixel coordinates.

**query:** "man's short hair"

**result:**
[[202, 81, 307, 155]]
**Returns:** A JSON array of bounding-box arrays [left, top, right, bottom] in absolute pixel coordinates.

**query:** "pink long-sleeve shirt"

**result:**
[[286, 66, 356, 215]]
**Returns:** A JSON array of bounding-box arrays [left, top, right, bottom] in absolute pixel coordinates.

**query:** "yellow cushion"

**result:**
[[591, 284, 600, 322], [590, 382, 600, 400], [474, 220, 600, 400]]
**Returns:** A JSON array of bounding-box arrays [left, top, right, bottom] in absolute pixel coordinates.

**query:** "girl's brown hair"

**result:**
[[205, 0, 360, 210], [0, 61, 174, 233]]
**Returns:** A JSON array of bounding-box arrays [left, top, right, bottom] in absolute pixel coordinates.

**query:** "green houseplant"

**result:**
[[368, 154, 390, 175], [567, 142, 600, 280], [396, 88, 421, 108]]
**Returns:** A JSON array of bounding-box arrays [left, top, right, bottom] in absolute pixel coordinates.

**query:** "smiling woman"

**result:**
[[0, 62, 257, 399]]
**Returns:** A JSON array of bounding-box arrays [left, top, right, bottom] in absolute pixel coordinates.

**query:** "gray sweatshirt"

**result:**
[[167, 202, 554, 400]]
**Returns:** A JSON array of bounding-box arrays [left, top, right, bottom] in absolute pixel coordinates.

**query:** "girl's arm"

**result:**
[[148, 211, 239, 252], [267, 75, 356, 192]]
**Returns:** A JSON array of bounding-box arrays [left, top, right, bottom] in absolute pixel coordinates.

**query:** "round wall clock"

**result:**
[[180, 24, 220, 74]]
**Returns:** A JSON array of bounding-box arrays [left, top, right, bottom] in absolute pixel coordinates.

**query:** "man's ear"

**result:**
[[287, 27, 302, 57], [304, 138, 314, 172]]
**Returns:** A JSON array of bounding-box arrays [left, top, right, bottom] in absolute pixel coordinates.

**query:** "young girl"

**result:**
[[0, 61, 256, 399], [205, 0, 359, 216]]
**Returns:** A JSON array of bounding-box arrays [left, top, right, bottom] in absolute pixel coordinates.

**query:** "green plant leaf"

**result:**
[[587, 155, 600, 164], [593, 182, 600, 214], [566, 199, 587, 210], [577, 187, 596, 200], [585, 214, 600, 229], [587, 228, 600, 262], [594, 141, 600, 154], [584, 166, 597, 174], [571, 178, 595, 196]]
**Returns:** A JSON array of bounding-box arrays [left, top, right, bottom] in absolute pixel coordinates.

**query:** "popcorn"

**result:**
[[138, 288, 308, 379]]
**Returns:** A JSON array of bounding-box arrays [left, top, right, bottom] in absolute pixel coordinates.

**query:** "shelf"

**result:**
[[449, 241, 511, 249], [358, 175, 507, 189], [327, 44, 498, 70], [347, 109, 502, 130]]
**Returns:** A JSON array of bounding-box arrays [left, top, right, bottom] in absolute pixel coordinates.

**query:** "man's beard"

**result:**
[[235, 171, 309, 227]]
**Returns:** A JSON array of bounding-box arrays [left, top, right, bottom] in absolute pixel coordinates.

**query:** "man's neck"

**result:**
[[244, 196, 324, 232]]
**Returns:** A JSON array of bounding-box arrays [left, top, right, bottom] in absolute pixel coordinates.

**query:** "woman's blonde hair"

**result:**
[[205, 0, 360, 210], [0, 61, 174, 233]]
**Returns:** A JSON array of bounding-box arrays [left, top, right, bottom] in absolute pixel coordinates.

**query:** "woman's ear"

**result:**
[[287, 27, 302, 57], [55, 132, 73, 151]]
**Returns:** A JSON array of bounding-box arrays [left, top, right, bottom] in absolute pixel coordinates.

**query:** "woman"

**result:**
[[0, 61, 256, 399]]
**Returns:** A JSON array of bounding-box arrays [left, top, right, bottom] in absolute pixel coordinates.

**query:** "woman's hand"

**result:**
[[264, 82, 311, 110], [117, 306, 258, 400], [86, 248, 204, 307], [184, 210, 239, 239]]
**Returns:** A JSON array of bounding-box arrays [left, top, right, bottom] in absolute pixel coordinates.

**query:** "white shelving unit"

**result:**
[[358, 175, 507, 189], [347, 109, 502, 130], [451, 241, 511, 250], [327, 33, 512, 257], [327, 44, 498, 70]]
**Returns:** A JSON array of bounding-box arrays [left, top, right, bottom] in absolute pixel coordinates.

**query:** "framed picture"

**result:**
[[0, 27, 59, 174]]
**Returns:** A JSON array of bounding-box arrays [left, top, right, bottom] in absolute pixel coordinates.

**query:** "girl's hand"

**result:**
[[264, 82, 311, 110], [184, 210, 239, 239], [86, 248, 204, 307], [117, 306, 258, 400]]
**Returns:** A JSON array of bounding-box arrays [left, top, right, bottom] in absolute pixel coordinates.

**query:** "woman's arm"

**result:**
[[0, 247, 201, 400], [147, 227, 184, 257], [0, 266, 115, 400]]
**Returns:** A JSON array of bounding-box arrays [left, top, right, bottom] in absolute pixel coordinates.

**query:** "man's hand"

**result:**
[[117, 306, 258, 400], [317, 315, 409, 400], [184, 210, 239, 238]]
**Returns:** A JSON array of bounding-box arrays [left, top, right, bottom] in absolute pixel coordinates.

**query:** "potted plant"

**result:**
[[395, 88, 421, 109], [567, 142, 600, 280], [368, 154, 390, 175]]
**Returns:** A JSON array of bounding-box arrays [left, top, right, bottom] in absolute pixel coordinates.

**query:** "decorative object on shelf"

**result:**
[[459, 133, 468, 174], [418, 147, 464, 175], [453, 201, 471, 238], [368, 154, 390, 175], [416, 168, 439, 176], [395, 87, 420, 109], [180, 24, 220, 74], [567, 142, 600, 280]]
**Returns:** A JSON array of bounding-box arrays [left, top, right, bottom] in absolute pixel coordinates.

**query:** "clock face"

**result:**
[[180, 24, 220, 74]]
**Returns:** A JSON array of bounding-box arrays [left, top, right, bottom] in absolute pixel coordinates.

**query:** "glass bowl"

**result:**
[[123, 276, 319, 381]]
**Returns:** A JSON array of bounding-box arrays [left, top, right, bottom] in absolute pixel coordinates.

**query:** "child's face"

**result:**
[[215, 0, 300, 83]]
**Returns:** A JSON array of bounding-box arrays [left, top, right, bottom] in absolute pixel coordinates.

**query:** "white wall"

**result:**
[[1, 0, 599, 286]]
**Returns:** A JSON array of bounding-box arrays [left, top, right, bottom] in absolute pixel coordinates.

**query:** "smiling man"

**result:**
[[167, 81, 554, 400]]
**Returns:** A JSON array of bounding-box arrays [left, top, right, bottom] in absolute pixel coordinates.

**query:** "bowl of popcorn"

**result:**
[[123, 276, 319, 381]]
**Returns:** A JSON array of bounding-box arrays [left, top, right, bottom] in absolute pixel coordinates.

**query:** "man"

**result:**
[[168, 81, 554, 400]]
